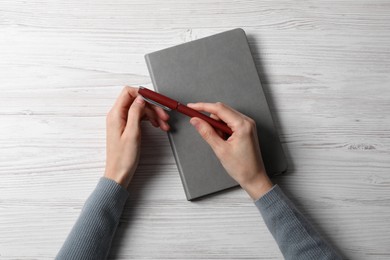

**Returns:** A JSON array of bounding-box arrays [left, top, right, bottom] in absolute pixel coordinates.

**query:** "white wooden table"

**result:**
[[1, 1, 389, 259]]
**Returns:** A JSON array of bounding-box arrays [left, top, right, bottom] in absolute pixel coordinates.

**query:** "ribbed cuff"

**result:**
[[254, 184, 286, 210], [92, 177, 130, 213]]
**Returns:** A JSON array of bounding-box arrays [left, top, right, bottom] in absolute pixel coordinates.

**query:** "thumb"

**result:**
[[190, 117, 224, 152], [125, 95, 146, 133]]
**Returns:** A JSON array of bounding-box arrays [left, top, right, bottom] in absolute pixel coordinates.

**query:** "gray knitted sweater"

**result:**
[[56, 177, 341, 259]]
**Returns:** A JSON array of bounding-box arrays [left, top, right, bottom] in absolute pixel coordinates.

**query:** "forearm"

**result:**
[[56, 177, 129, 260], [255, 185, 342, 260]]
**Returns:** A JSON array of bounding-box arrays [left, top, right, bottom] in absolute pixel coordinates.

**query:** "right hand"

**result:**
[[187, 102, 273, 200]]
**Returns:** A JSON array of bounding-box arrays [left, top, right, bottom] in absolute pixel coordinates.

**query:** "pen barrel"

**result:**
[[139, 87, 178, 110], [177, 104, 233, 135]]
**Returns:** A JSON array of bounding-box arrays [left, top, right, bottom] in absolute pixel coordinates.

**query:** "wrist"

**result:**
[[104, 169, 132, 188], [240, 173, 273, 201]]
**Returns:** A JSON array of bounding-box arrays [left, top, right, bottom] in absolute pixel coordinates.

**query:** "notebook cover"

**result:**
[[145, 28, 287, 200]]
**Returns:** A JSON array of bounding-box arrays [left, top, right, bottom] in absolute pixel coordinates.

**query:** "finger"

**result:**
[[125, 95, 146, 135], [141, 105, 170, 130], [106, 87, 137, 137], [149, 104, 170, 121], [190, 117, 225, 153], [143, 106, 160, 127], [210, 114, 225, 139], [145, 103, 170, 129], [187, 102, 243, 129], [157, 117, 170, 131], [113, 86, 138, 113]]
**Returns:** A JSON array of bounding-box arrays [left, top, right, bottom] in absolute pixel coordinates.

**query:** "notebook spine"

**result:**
[[144, 54, 192, 200]]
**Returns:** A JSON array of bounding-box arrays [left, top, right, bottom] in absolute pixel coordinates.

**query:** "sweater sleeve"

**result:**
[[56, 177, 129, 260], [254, 185, 342, 260]]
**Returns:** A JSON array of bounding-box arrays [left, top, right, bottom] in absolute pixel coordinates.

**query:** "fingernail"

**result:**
[[135, 95, 145, 104], [187, 103, 194, 106]]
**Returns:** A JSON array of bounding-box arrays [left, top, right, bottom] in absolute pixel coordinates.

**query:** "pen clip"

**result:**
[[141, 96, 172, 111]]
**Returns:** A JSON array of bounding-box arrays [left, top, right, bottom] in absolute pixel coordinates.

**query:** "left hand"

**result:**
[[104, 86, 170, 188]]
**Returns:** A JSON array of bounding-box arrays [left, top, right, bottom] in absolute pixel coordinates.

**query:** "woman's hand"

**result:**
[[187, 102, 273, 200], [104, 86, 170, 188]]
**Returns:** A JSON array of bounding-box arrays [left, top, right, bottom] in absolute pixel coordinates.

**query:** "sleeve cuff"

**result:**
[[254, 184, 286, 210], [89, 177, 130, 212]]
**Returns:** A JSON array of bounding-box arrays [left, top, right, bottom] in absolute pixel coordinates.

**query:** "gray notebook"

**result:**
[[145, 28, 287, 200]]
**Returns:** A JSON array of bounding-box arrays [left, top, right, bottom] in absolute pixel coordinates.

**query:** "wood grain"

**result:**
[[1, 0, 389, 259]]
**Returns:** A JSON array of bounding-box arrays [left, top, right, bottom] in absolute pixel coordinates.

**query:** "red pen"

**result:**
[[138, 87, 233, 136]]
